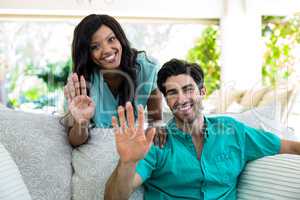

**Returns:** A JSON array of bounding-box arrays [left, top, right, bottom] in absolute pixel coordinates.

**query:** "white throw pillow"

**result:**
[[71, 128, 143, 200], [238, 154, 300, 199], [0, 143, 32, 200], [0, 108, 73, 200], [227, 103, 297, 141]]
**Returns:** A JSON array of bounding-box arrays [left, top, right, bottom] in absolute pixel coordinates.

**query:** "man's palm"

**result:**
[[112, 103, 156, 164], [115, 128, 155, 163], [69, 95, 95, 124]]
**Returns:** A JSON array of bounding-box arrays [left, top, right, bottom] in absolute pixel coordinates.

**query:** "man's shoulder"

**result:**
[[206, 115, 240, 125], [206, 115, 245, 136]]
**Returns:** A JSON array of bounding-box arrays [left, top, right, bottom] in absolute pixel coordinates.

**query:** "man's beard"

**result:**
[[172, 98, 204, 127]]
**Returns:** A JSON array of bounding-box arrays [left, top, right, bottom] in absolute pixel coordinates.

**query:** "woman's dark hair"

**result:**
[[157, 58, 204, 96], [72, 14, 139, 107]]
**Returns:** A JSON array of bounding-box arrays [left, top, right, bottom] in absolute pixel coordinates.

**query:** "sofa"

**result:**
[[1, 105, 300, 200]]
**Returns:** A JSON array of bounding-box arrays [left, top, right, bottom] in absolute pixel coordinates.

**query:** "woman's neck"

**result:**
[[101, 70, 124, 96]]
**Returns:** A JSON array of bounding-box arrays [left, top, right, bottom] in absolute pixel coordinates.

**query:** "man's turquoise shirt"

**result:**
[[136, 116, 281, 200]]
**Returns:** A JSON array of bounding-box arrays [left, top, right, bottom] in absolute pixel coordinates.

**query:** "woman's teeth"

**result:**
[[104, 54, 115, 62]]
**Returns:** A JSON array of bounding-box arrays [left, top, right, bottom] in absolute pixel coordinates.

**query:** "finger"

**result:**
[[68, 74, 76, 99], [118, 106, 127, 132], [146, 128, 156, 145], [112, 116, 121, 134], [159, 129, 164, 148], [153, 133, 159, 146], [126, 102, 135, 129], [64, 86, 71, 104], [137, 105, 144, 134], [72, 73, 80, 96], [88, 97, 95, 108], [80, 76, 87, 96], [162, 129, 167, 147]]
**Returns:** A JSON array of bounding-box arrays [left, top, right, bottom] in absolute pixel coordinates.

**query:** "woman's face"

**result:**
[[90, 25, 122, 70]]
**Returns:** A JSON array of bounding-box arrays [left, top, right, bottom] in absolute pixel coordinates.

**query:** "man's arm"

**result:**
[[280, 139, 300, 154], [104, 161, 142, 200], [104, 102, 155, 200]]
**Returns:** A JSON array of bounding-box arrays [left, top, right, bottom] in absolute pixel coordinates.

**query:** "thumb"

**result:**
[[146, 128, 156, 145]]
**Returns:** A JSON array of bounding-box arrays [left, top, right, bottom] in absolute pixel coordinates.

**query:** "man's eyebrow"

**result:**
[[166, 88, 177, 94], [182, 84, 194, 90]]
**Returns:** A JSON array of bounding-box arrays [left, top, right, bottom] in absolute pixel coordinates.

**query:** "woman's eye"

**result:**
[[109, 36, 116, 42], [90, 44, 100, 51]]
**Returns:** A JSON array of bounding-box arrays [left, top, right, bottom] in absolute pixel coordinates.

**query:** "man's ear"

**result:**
[[200, 87, 206, 97]]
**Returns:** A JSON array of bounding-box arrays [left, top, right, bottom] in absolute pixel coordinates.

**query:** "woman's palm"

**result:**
[[69, 95, 95, 124]]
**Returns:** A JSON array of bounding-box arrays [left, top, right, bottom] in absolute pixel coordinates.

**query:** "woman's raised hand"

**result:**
[[64, 73, 87, 102], [112, 102, 156, 164], [64, 73, 95, 124]]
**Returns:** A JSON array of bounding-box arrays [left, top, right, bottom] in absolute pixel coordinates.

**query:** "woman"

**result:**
[[64, 14, 164, 147]]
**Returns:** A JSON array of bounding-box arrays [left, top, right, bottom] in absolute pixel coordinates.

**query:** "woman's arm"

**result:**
[[147, 88, 163, 123], [68, 120, 89, 147], [147, 89, 168, 147], [64, 74, 95, 147]]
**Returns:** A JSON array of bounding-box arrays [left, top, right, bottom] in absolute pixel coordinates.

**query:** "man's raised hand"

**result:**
[[112, 102, 156, 164]]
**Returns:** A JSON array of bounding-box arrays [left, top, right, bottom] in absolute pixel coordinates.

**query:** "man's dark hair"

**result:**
[[157, 59, 204, 96]]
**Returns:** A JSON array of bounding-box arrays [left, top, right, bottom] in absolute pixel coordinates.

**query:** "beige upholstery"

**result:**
[[204, 79, 300, 124]]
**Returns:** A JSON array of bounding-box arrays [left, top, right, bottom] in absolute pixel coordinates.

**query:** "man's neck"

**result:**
[[175, 114, 205, 136], [175, 115, 205, 160]]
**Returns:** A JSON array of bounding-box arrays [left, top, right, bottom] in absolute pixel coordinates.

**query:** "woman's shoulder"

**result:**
[[136, 52, 159, 78], [136, 52, 159, 67]]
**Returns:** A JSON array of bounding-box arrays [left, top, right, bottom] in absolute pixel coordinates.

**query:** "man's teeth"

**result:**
[[178, 104, 192, 111]]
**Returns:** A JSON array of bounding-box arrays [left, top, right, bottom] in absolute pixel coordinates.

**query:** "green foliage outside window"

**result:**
[[186, 26, 221, 96], [7, 59, 71, 109], [187, 15, 300, 96], [262, 15, 300, 87]]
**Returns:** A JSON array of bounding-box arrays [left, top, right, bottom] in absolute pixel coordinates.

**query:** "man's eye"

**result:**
[[184, 87, 194, 93], [167, 92, 177, 97]]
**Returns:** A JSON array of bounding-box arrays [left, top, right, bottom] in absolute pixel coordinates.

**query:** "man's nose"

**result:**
[[177, 91, 187, 104]]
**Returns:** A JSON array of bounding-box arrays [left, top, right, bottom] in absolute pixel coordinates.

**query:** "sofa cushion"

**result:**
[[228, 103, 298, 141], [72, 128, 143, 200], [0, 108, 72, 200], [239, 86, 269, 108], [238, 154, 300, 199], [0, 143, 32, 200]]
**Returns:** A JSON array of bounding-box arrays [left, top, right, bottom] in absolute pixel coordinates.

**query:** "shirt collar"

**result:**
[[166, 116, 210, 140]]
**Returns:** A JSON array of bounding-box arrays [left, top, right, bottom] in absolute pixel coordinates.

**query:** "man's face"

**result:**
[[164, 74, 205, 124]]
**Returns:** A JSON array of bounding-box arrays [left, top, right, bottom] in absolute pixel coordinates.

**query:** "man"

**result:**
[[105, 59, 300, 200]]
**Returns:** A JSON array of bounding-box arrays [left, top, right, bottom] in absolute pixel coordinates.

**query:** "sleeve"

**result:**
[[140, 54, 159, 91], [135, 53, 159, 107], [242, 122, 281, 161], [135, 145, 158, 183]]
